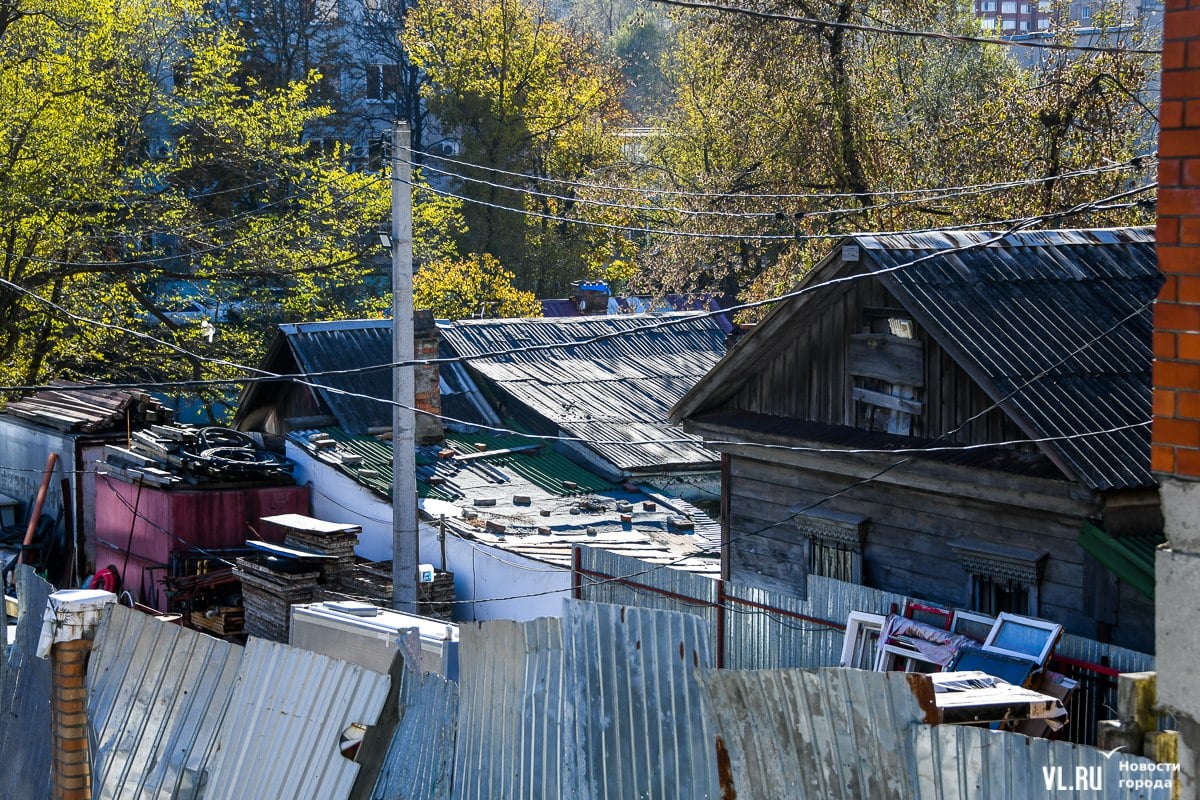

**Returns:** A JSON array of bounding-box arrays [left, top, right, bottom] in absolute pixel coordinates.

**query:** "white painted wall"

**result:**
[[287, 442, 574, 622], [0, 419, 74, 522]]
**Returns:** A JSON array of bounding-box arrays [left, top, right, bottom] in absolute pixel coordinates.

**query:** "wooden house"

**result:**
[[671, 228, 1162, 652]]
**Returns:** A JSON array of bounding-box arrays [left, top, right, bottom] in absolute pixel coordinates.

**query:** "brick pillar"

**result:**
[[37, 589, 116, 800], [414, 309, 444, 445], [1155, 0, 1200, 795]]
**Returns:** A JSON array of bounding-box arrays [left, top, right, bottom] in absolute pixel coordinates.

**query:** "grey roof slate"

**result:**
[[438, 313, 727, 473], [276, 319, 393, 433], [857, 227, 1160, 491]]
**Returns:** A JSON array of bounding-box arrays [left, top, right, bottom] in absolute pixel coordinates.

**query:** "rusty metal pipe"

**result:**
[[19, 452, 58, 566]]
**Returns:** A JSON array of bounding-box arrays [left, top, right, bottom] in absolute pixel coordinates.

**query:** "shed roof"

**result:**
[[439, 313, 726, 474], [673, 227, 1161, 492], [2, 382, 171, 434]]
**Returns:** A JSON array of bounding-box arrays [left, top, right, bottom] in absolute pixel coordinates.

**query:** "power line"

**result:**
[[644, 0, 1160, 55], [0, 182, 1154, 397], [417, 148, 1147, 205], [412, 176, 1151, 243], [419, 157, 1149, 223]]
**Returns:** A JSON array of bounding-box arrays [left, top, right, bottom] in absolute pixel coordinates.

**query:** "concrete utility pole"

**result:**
[[391, 121, 418, 612]]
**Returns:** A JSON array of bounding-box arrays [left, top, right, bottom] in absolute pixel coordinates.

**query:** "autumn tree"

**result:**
[[403, 0, 632, 296], [614, 0, 1158, 304], [413, 252, 540, 319]]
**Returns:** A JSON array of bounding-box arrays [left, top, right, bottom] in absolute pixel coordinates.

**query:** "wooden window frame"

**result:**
[[950, 540, 1046, 617], [840, 611, 885, 669], [796, 508, 868, 585]]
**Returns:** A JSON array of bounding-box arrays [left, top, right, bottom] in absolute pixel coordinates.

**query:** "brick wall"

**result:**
[[414, 309, 444, 444], [1154, 0, 1200, 479]]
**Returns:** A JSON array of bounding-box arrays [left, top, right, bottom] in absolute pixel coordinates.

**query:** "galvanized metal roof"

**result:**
[[452, 600, 720, 799], [200, 637, 392, 800], [370, 672, 459, 800], [89, 603, 245, 800], [439, 314, 726, 474], [858, 227, 1160, 491]]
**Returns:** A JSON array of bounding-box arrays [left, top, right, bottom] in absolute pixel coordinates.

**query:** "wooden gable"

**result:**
[[710, 255, 1025, 447]]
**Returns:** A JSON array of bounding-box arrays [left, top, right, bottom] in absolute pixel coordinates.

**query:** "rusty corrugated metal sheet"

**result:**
[[699, 668, 925, 799], [0, 566, 54, 800], [88, 604, 244, 800], [562, 599, 719, 799], [203, 637, 391, 800], [701, 666, 1174, 800], [370, 671, 459, 800], [452, 617, 565, 800]]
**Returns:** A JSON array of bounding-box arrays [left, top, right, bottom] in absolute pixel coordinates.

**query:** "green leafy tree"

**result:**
[[0, 0, 394, 413], [404, 0, 631, 296], [620, 1, 1157, 307], [413, 252, 540, 319]]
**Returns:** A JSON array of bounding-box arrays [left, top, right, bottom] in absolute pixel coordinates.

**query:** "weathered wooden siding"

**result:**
[[724, 453, 1154, 653], [728, 274, 1022, 444]]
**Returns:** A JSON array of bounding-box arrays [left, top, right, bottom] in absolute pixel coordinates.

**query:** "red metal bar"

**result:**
[[1049, 653, 1122, 679], [572, 546, 582, 600], [575, 566, 719, 608]]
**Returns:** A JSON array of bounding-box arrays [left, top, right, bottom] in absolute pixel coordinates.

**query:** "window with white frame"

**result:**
[[950, 540, 1046, 617], [1081, 5, 1091, 17], [797, 509, 867, 585], [1038, 17, 1051, 28]]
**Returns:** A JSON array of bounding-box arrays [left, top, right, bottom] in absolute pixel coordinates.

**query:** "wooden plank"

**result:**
[[851, 387, 924, 415], [848, 334, 925, 387]]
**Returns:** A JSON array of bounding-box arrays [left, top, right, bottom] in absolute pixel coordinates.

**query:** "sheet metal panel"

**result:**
[[723, 582, 845, 670], [440, 314, 726, 473], [452, 617, 565, 800], [860, 227, 1160, 491], [371, 671, 459, 800], [912, 724, 1174, 799], [0, 566, 54, 800], [204, 637, 391, 800], [699, 667, 924, 799], [561, 599, 719, 800], [88, 604, 244, 800]]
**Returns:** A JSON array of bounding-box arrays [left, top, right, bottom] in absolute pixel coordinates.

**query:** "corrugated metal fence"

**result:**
[[0, 566, 54, 800], [576, 547, 1155, 744]]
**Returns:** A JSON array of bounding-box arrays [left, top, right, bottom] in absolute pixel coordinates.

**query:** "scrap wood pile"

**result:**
[[3, 381, 172, 433], [234, 556, 321, 642], [101, 426, 294, 488]]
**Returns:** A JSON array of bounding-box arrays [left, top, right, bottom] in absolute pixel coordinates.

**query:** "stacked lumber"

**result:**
[[4, 382, 172, 433], [234, 556, 321, 642], [417, 571, 455, 621], [281, 528, 360, 586], [101, 425, 294, 488], [189, 606, 245, 636]]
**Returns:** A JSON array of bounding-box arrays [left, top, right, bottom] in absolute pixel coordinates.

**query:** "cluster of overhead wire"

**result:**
[[0, 168, 1161, 606]]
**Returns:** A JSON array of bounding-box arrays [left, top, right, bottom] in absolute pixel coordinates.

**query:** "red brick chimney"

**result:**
[[1154, 0, 1200, 792], [37, 589, 115, 800], [414, 309, 444, 444]]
